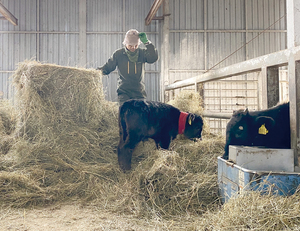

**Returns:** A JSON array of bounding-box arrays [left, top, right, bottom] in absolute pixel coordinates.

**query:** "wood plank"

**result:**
[[258, 67, 268, 110], [0, 2, 18, 26], [145, 0, 164, 26], [267, 66, 280, 107], [161, 0, 169, 102], [287, 0, 300, 167]]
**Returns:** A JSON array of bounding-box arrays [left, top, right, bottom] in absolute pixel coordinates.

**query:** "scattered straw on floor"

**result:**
[[193, 190, 300, 230]]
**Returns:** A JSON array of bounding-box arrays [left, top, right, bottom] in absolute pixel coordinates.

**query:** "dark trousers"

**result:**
[[118, 92, 146, 106]]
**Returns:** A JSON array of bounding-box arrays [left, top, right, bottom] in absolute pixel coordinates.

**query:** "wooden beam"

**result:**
[[258, 67, 268, 110], [145, 0, 164, 26], [0, 2, 18, 26], [160, 0, 169, 102], [287, 0, 300, 167], [267, 66, 280, 108], [258, 66, 280, 110]]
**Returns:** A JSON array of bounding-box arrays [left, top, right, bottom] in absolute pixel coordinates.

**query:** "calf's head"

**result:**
[[183, 114, 204, 140], [223, 108, 276, 159]]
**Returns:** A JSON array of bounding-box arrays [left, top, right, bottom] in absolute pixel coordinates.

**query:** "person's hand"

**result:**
[[138, 32, 149, 44]]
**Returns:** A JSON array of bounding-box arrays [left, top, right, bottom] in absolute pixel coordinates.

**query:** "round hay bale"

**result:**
[[12, 60, 113, 139]]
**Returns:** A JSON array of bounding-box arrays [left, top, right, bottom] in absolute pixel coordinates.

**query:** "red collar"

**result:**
[[178, 112, 189, 134]]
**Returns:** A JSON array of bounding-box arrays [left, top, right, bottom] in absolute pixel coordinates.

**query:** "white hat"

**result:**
[[123, 29, 141, 46]]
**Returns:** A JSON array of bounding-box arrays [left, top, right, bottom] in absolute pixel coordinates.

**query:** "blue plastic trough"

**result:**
[[218, 156, 300, 203]]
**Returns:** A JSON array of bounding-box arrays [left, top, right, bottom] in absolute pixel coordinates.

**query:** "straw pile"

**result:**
[[1, 60, 121, 207], [12, 60, 114, 139], [168, 90, 210, 136], [0, 100, 17, 156], [0, 61, 299, 230], [168, 90, 204, 115], [193, 190, 300, 230], [0, 61, 222, 213]]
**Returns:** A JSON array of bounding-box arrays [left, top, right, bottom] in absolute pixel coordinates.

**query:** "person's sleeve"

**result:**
[[97, 52, 118, 75], [144, 43, 158, 64]]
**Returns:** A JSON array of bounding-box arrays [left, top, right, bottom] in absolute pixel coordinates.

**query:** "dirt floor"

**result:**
[[0, 203, 188, 231]]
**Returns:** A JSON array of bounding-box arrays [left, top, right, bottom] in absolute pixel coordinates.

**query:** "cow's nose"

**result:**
[[197, 133, 202, 140]]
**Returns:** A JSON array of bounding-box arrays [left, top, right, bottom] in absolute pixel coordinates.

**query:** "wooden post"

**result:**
[[197, 83, 205, 108], [287, 0, 300, 167], [258, 66, 279, 110], [258, 67, 268, 110], [267, 66, 280, 108], [161, 0, 169, 102]]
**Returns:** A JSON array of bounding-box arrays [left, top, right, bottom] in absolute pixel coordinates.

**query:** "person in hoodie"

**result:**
[[97, 29, 158, 105]]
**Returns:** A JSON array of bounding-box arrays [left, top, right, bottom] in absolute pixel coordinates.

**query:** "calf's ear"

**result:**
[[254, 116, 275, 131], [233, 108, 249, 116], [187, 114, 195, 125]]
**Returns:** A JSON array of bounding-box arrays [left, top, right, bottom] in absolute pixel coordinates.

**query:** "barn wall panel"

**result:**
[[0, 0, 288, 135], [168, 0, 287, 134], [0, 0, 160, 102], [39, 0, 78, 32]]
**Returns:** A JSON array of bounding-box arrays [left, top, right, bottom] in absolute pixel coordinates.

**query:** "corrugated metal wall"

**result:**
[[0, 0, 160, 102], [167, 0, 287, 134], [1, 0, 287, 134], [168, 0, 286, 78]]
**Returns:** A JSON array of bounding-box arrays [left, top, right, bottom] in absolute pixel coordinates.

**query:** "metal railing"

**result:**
[[165, 45, 300, 119]]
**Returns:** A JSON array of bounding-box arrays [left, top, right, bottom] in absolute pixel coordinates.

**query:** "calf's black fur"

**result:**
[[118, 99, 204, 170], [223, 102, 290, 159]]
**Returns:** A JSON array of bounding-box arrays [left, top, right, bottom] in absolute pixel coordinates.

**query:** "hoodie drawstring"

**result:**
[[128, 61, 137, 74]]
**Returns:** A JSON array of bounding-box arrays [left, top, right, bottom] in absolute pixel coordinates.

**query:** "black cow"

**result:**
[[222, 102, 290, 160], [117, 99, 204, 170]]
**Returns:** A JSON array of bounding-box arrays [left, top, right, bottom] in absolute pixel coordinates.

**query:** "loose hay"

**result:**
[[4, 61, 223, 218], [0, 60, 298, 230], [168, 90, 210, 135], [0, 171, 47, 207], [194, 190, 300, 230], [168, 90, 204, 115], [0, 100, 18, 156]]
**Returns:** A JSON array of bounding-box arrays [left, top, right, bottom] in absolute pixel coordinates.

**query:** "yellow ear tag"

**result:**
[[258, 124, 268, 135], [188, 117, 192, 125]]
